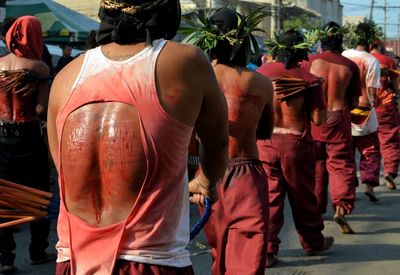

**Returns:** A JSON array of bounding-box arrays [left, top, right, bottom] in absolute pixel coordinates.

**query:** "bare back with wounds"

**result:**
[[273, 93, 307, 132], [310, 59, 353, 111], [48, 41, 228, 227], [0, 53, 49, 122], [213, 63, 273, 158]]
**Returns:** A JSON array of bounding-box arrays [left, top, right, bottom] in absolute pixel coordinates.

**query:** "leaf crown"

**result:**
[[265, 29, 319, 68], [180, 7, 268, 66]]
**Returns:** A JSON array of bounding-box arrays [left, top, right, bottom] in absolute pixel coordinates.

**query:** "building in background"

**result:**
[[343, 15, 367, 25]]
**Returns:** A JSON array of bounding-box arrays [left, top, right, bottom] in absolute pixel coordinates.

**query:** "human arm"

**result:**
[[256, 76, 274, 139], [310, 85, 327, 126], [366, 58, 381, 104], [187, 52, 229, 206], [35, 63, 50, 120]]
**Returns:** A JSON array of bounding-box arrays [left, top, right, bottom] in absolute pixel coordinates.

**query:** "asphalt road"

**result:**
[[6, 174, 400, 274]]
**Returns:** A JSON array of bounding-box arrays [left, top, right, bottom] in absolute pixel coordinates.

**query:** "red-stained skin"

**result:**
[[61, 103, 146, 225], [48, 41, 229, 226], [310, 59, 354, 111], [212, 62, 273, 158], [0, 53, 49, 122]]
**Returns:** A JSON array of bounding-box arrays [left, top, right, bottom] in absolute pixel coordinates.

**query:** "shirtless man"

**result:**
[[47, 1, 229, 274], [342, 23, 382, 202], [186, 8, 274, 274], [301, 22, 361, 234], [0, 16, 54, 273], [257, 29, 333, 267], [370, 40, 400, 190]]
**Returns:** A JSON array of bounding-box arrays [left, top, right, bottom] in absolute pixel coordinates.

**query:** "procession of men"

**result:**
[[0, 0, 399, 274]]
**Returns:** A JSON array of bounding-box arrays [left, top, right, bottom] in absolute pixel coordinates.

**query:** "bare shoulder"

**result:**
[[30, 60, 50, 78], [50, 53, 85, 111], [247, 69, 273, 97], [161, 41, 211, 74]]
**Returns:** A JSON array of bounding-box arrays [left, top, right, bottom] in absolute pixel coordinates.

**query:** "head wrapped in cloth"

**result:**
[[5, 16, 44, 60], [97, 0, 181, 45]]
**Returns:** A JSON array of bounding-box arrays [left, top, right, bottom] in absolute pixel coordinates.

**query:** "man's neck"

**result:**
[[355, 45, 367, 52]]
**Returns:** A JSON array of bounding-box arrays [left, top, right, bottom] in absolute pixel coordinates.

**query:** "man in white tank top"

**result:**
[[47, 0, 229, 274]]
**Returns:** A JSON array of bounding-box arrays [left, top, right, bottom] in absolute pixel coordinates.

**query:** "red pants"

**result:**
[[315, 141, 357, 214], [312, 109, 357, 214], [257, 134, 324, 256], [375, 103, 400, 178], [56, 260, 194, 275], [353, 132, 381, 186], [203, 158, 268, 275]]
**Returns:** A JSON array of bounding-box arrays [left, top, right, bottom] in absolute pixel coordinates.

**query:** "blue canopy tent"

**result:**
[[5, 0, 99, 45]]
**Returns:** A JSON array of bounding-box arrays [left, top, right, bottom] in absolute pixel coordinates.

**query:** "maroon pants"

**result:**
[[56, 260, 194, 275], [353, 132, 381, 186], [257, 134, 324, 256], [203, 158, 268, 275], [375, 103, 400, 178], [315, 140, 357, 214], [312, 109, 357, 214]]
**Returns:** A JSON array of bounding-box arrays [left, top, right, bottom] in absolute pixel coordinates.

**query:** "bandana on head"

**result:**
[[5, 16, 44, 60], [96, 0, 181, 45]]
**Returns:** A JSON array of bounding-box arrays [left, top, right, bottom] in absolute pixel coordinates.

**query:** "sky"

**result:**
[[341, 0, 400, 38]]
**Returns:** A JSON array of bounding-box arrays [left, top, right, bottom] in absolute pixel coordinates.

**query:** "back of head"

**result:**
[[320, 21, 343, 53], [269, 29, 309, 69], [209, 8, 247, 67], [370, 38, 384, 53], [5, 16, 43, 60], [96, 0, 181, 45], [355, 22, 372, 50], [0, 17, 17, 39]]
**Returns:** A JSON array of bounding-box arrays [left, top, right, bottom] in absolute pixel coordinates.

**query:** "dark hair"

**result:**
[[96, 0, 181, 45], [320, 21, 343, 53], [208, 8, 247, 67], [0, 17, 17, 37], [355, 22, 372, 50], [85, 30, 99, 50], [276, 29, 308, 69]]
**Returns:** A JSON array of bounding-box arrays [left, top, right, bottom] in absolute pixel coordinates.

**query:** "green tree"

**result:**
[[283, 13, 321, 32]]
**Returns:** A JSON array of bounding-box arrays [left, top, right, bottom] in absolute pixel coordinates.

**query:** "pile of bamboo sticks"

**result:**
[[274, 73, 321, 102], [0, 179, 53, 229]]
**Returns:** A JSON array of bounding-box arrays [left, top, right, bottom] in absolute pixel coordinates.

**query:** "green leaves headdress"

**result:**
[[180, 7, 268, 66], [265, 29, 319, 68]]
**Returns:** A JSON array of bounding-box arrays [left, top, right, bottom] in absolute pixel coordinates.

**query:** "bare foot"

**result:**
[[307, 236, 334, 255], [384, 174, 397, 190], [266, 253, 278, 268], [364, 184, 379, 202], [334, 207, 355, 234]]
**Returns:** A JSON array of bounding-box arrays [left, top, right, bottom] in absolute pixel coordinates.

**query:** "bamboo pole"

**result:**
[[0, 217, 36, 229], [0, 179, 52, 198]]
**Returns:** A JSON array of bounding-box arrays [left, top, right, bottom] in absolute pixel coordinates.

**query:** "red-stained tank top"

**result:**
[[55, 39, 193, 274]]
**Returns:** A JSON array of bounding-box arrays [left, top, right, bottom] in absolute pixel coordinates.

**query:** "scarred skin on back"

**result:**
[[212, 62, 273, 158], [0, 53, 49, 122], [310, 59, 354, 111]]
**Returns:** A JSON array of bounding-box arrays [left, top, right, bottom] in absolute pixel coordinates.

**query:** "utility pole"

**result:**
[[274, 0, 282, 34], [0, 0, 6, 22], [369, 0, 375, 21], [383, 0, 387, 41]]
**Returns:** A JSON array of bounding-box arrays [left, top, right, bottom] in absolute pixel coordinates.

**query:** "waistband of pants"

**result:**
[[0, 120, 41, 137], [272, 127, 303, 136], [228, 157, 261, 167]]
